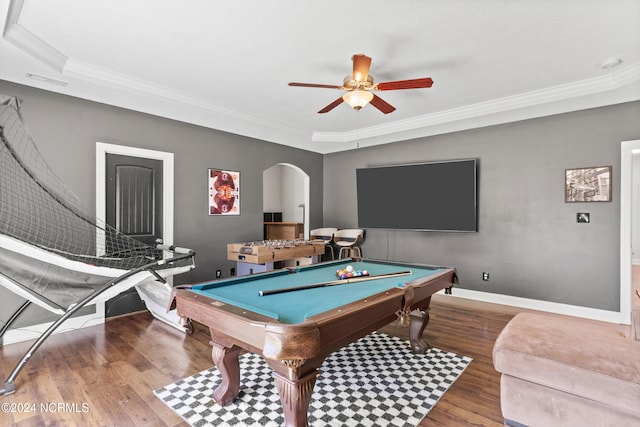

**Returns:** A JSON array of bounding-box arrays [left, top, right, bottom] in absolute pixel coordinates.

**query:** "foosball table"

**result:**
[[227, 239, 326, 275]]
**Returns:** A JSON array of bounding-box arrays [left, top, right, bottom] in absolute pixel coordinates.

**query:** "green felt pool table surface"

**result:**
[[172, 258, 457, 426], [190, 259, 447, 324]]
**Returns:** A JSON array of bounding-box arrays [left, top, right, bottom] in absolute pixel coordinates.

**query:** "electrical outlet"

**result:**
[[482, 272, 490, 281], [216, 269, 222, 279]]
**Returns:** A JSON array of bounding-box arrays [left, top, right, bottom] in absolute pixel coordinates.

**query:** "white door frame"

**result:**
[[95, 142, 175, 317], [620, 139, 640, 325]]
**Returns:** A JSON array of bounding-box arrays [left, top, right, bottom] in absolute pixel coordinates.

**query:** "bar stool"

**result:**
[[310, 227, 338, 260], [334, 229, 364, 260]]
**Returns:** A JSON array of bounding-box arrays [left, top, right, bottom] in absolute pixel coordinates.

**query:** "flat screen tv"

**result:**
[[356, 159, 477, 232]]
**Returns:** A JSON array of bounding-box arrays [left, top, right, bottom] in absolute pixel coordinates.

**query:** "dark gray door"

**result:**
[[106, 154, 163, 245], [105, 153, 163, 317]]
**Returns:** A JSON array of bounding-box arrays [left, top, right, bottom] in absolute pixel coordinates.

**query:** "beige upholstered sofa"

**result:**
[[493, 312, 640, 427]]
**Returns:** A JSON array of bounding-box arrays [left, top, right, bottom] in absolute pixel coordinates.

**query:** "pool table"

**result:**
[[170, 259, 457, 427]]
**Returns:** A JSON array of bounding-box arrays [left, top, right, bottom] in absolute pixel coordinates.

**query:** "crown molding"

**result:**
[[2, 0, 67, 72], [65, 58, 311, 147]]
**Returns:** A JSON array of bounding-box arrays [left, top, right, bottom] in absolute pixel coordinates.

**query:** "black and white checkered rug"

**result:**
[[154, 332, 471, 426]]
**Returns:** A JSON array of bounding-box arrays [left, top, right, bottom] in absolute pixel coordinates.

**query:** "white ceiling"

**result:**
[[1, 0, 639, 154]]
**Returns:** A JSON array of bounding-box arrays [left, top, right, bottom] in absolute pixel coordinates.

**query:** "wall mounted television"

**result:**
[[356, 159, 478, 232]]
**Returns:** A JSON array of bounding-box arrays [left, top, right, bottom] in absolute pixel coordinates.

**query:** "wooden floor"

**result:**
[[0, 295, 524, 427]]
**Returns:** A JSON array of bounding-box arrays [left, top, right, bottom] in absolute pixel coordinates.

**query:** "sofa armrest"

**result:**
[[493, 312, 640, 416]]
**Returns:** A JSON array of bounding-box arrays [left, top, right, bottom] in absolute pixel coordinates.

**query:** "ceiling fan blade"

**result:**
[[352, 54, 372, 82], [376, 77, 433, 91], [289, 82, 342, 89], [370, 94, 396, 114], [318, 97, 344, 114]]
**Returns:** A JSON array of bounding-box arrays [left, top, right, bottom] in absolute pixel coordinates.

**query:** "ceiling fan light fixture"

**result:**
[[343, 90, 374, 110]]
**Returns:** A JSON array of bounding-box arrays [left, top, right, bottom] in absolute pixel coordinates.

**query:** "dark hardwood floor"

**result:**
[[0, 294, 523, 426]]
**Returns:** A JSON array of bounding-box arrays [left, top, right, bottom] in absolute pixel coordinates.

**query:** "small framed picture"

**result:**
[[208, 169, 240, 215], [565, 166, 611, 202]]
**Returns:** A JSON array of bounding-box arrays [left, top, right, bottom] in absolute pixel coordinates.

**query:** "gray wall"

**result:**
[[324, 101, 640, 312], [0, 80, 323, 325], [3, 77, 640, 323]]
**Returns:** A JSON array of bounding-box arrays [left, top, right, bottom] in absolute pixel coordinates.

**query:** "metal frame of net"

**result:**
[[0, 95, 196, 396]]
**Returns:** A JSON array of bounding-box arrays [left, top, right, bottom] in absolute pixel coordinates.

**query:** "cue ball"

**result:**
[[345, 265, 354, 273]]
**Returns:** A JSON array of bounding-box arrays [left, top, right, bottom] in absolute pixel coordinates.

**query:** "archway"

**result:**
[[263, 163, 310, 239]]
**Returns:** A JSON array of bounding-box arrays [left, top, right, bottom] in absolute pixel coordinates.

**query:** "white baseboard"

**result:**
[[444, 288, 626, 324]]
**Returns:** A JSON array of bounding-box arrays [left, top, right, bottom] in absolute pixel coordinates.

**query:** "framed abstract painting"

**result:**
[[208, 169, 240, 215]]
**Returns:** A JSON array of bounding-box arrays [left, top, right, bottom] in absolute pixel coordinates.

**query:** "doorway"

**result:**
[[105, 154, 163, 246], [96, 142, 175, 317], [263, 163, 310, 239], [620, 139, 640, 329], [103, 153, 163, 316]]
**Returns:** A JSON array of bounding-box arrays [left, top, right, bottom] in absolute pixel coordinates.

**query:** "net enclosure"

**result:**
[[0, 95, 196, 396]]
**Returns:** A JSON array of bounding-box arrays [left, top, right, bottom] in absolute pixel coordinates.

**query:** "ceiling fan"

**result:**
[[288, 54, 433, 114]]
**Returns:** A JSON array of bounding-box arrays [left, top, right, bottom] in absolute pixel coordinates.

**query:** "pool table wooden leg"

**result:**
[[272, 369, 319, 427], [210, 341, 243, 406], [409, 309, 432, 354]]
